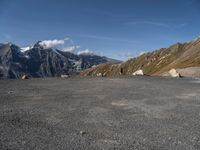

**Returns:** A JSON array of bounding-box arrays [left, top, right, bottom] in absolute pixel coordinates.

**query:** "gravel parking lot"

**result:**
[[0, 76, 200, 150]]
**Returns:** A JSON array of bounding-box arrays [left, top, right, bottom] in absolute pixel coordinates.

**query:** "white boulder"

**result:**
[[97, 73, 102, 77], [132, 69, 144, 76], [61, 75, 69, 78], [169, 69, 180, 78], [21, 75, 29, 80]]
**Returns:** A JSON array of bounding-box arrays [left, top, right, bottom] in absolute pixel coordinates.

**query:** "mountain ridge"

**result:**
[[0, 42, 121, 79], [80, 36, 200, 77]]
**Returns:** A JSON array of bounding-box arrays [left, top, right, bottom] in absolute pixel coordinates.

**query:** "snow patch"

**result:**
[[21, 46, 33, 52]]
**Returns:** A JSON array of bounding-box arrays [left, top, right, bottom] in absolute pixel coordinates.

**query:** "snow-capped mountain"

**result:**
[[0, 42, 121, 79]]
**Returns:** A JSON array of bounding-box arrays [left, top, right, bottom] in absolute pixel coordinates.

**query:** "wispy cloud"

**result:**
[[77, 49, 94, 55], [85, 9, 132, 18], [2, 33, 12, 40], [129, 21, 170, 27], [62, 45, 80, 52], [115, 50, 148, 61], [0, 33, 12, 43], [80, 35, 137, 44], [127, 21, 186, 28]]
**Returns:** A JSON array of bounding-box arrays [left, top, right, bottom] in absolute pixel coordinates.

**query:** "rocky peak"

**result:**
[[32, 41, 44, 49]]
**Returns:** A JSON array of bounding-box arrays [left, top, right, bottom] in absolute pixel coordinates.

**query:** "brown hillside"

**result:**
[[80, 37, 200, 77]]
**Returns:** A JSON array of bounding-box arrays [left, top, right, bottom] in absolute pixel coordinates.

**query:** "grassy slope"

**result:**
[[80, 38, 200, 77]]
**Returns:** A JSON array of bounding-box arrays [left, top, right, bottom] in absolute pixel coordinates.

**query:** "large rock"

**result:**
[[97, 73, 102, 77], [61, 75, 69, 78], [21, 75, 29, 80], [132, 70, 144, 76], [169, 69, 180, 78]]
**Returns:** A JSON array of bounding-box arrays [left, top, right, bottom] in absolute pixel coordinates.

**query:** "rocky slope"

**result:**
[[81, 37, 200, 77], [0, 42, 120, 79]]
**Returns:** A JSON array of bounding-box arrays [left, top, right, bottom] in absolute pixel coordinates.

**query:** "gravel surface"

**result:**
[[1, 76, 200, 150]]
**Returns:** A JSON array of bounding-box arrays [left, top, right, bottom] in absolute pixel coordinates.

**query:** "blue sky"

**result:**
[[0, 0, 200, 60]]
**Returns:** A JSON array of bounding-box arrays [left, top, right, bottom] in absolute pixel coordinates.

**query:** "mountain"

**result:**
[[0, 42, 121, 79], [0, 43, 29, 79], [78, 54, 121, 70], [80, 37, 200, 77]]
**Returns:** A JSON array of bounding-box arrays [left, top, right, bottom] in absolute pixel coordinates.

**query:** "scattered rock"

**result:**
[[169, 69, 180, 78], [80, 131, 86, 135], [7, 91, 14, 94], [97, 73, 102, 77], [120, 68, 124, 75], [132, 69, 144, 76], [21, 75, 29, 80], [103, 72, 107, 77], [61, 75, 69, 78]]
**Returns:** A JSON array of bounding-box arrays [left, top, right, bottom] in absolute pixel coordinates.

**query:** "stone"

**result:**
[[80, 131, 86, 135], [61, 75, 69, 78], [169, 69, 180, 78], [132, 69, 144, 76], [21, 75, 29, 80], [97, 73, 102, 77], [7, 91, 14, 94]]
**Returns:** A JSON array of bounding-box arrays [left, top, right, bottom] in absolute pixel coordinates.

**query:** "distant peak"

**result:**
[[2, 42, 15, 46], [33, 41, 44, 48], [20, 41, 44, 52]]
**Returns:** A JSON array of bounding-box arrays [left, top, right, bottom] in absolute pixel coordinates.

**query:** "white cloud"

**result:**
[[77, 49, 94, 55], [38, 38, 79, 52], [20, 38, 97, 55], [39, 39, 65, 49]]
